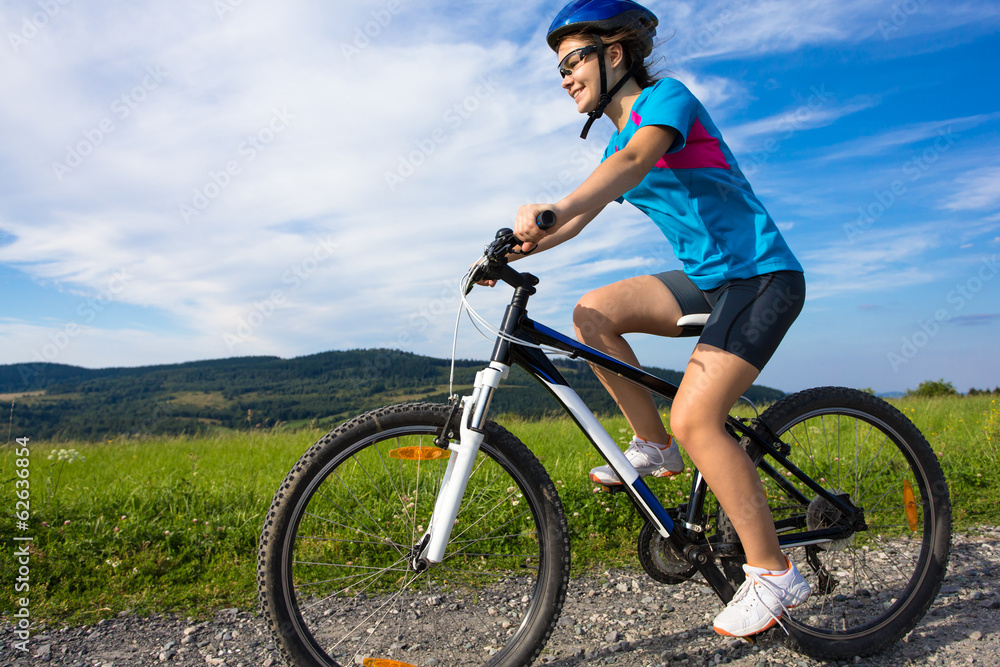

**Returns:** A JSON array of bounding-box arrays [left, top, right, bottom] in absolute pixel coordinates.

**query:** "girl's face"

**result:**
[[557, 37, 602, 114]]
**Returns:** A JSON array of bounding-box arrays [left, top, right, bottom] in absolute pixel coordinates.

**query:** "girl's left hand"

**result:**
[[514, 204, 556, 253]]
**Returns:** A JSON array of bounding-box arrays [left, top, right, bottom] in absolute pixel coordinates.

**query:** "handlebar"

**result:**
[[466, 210, 556, 293], [536, 209, 557, 230]]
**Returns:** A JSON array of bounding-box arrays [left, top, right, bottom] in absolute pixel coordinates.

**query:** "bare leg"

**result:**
[[573, 277, 785, 570], [573, 276, 684, 444], [669, 344, 785, 570]]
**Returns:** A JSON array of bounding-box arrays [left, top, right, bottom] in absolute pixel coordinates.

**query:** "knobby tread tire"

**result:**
[[755, 387, 951, 658], [257, 402, 570, 667]]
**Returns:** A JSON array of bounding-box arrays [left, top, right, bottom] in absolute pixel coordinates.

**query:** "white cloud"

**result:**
[[724, 96, 877, 154], [820, 113, 1000, 163], [655, 0, 1000, 63], [941, 166, 1000, 212], [800, 225, 942, 300], [0, 0, 998, 401]]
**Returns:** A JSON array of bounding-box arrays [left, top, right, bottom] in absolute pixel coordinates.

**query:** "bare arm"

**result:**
[[514, 124, 678, 249], [509, 206, 604, 261]]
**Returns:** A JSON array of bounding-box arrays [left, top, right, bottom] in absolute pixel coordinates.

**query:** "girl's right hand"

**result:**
[[514, 204, 557, 253]]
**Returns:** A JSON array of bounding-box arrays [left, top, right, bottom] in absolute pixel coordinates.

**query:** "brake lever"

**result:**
[[467, 212, 557, 292]]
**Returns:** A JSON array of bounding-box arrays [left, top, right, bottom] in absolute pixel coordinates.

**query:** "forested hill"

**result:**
[[0, 349, 786, 441]]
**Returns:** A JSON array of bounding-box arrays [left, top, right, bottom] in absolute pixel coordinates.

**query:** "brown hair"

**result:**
[[559, 26, 664, 89]]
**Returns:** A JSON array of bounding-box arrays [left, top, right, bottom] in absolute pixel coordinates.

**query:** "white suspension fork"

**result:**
[[416, 361, 509, 565]]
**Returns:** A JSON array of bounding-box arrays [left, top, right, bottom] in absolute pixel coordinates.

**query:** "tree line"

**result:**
[[1, 349, 785, 442]]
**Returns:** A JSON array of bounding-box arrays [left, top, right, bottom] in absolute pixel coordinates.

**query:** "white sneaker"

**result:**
[[588, 436, 684, 486], [713, 557, 811, 637]]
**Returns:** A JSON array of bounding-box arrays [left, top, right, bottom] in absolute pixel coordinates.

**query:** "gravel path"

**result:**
[[3, 527, 998, 667]]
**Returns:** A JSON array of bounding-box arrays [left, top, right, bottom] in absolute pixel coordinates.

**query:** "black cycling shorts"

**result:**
[[653, 270, 806, 371]]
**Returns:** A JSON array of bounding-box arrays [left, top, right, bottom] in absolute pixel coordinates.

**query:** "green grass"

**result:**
[[1, 394, 997, 624]]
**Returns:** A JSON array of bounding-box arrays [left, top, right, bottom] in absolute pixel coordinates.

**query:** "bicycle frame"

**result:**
[[417, 263, 863, 604]]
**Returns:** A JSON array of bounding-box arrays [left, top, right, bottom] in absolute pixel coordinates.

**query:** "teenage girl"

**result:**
[[508, 0, 810, 637]]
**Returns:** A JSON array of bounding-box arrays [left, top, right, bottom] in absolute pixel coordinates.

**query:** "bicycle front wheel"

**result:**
[[755, 387, 951, 658], [257, 402, 570, 667]]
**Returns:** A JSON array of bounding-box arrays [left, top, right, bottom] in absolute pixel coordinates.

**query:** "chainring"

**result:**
[[637, 520, 697, 584]]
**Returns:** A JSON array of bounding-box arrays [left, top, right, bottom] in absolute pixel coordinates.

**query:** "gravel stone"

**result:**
[[2, 527, 998, 666]]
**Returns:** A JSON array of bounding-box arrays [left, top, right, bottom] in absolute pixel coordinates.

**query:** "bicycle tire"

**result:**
[[257, 402, 570, 667], [747, 387, 951, 658]]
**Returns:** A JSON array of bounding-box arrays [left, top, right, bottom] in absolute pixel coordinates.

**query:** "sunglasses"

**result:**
[[558, 45, 598, 79]]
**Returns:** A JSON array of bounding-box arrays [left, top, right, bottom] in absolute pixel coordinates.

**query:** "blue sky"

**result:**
[[1, 0, 998, 395]]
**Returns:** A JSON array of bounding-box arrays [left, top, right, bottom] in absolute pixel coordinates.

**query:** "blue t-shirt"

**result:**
[[603, 78, 802, 289]]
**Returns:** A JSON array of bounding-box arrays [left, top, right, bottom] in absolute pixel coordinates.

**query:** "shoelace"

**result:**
[[730, 569, 792, 635], [627, 439, 669, 463]]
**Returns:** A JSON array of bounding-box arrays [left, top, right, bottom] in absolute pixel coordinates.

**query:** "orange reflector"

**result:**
[[903, 479, 918, 531], [363, 660, 417, 667], [387, 446, 450, 461]]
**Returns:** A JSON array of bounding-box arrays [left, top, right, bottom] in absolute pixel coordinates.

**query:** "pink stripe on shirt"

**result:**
[[632, 112, 731, 170]]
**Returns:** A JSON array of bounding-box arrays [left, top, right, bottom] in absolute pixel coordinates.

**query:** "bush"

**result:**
[[906, 379, 959, 398]]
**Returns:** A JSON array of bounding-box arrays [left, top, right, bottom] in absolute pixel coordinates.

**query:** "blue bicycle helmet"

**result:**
[[546, 0, 659, 139], [546, 0, 658, 56]]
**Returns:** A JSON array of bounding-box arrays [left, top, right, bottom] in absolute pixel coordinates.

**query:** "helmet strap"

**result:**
[[580, 37, 636, 140]]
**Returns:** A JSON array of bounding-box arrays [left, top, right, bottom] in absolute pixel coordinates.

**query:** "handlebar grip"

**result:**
[[536, 210, 557, 230]]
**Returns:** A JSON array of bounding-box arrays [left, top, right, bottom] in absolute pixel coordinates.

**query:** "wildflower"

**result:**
[[47, 448, 85, 463], [63, 520, 70, 526]]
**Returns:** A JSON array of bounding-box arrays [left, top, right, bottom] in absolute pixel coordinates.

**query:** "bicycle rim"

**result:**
[[276, 422, 553, 666], [757, 389, 950, 655]]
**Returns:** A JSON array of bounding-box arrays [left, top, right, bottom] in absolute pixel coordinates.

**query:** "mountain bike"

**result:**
[[257, 222, 952, 667]]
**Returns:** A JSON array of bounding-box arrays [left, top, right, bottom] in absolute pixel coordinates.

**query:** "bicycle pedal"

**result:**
[[593, 484, 627, 494]]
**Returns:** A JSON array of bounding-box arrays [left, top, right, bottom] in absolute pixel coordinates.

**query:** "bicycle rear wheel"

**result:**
[[752, 387, 951, 658], [257, 403, 570, 667]]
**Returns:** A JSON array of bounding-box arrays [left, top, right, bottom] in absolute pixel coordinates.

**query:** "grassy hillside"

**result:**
[[0, 349, 785, 441]]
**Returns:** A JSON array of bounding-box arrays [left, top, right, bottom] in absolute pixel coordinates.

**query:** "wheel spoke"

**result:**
[[259, 407, 568, 667]]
